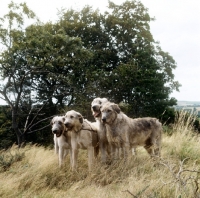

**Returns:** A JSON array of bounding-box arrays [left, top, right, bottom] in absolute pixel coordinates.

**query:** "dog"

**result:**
[[91, 98, 137, 161], [91, 97, 111, 163], [64, 110, 99, 171], [100, 102, 162, 158], [51, 116, 71, 167]]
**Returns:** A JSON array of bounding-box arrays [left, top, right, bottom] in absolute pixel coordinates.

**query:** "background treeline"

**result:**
[[0, 0, 184, 148]]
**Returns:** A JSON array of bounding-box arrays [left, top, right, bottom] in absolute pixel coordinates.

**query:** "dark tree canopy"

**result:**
[[58, 0, 180, 117]]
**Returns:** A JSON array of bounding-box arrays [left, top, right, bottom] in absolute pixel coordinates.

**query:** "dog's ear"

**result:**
[[111, 104, 121, 114], [77, 114, 83, 123], [79, 116, 83, 124], [102, 98, 108, 103]]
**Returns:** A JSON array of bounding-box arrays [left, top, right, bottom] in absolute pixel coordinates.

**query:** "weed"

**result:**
[[0, 147, 24, 171]]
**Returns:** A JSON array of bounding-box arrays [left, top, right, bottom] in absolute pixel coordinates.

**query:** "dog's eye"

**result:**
[[58, 121, 62, 125], [99, 101, 102, 105], [70, 116, 74, 119], [107, 109, 111, 112]]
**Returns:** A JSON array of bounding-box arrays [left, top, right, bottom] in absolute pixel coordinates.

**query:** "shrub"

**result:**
[[0, 146, 25, 172]]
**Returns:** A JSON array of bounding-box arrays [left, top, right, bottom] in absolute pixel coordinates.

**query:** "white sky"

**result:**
[[0, 0, 200, 102]]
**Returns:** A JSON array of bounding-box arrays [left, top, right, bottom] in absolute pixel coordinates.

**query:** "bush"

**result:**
[[0, 146, 25, 172]]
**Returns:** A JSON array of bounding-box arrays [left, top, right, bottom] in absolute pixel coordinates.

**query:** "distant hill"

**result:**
[[175, 101, 200, 117], [176, 101, 200, 107]]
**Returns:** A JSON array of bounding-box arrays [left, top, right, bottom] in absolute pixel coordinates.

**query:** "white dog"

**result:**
[[51, 116, 71, 167], [64, 110, 99, 171], [91, 97, 111, 163], [101, 102, 162, 158]]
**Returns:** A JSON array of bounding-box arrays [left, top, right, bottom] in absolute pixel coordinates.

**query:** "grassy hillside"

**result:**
[[1, 111, 200, 198]]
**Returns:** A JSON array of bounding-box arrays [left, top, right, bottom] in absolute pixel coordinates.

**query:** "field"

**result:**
[[1, 111, 200, 198]]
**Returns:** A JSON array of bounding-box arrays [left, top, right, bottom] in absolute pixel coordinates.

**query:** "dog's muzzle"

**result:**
[[102, 118, 106, 123], [92, 106, 101, 117], [64, 122, 73, 129], [52, 130, 61, 137], [92, 105, 99, 111]]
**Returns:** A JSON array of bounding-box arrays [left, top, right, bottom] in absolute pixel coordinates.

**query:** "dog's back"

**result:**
[[129, 117, 162, 145], [101, 102, 162, 157]]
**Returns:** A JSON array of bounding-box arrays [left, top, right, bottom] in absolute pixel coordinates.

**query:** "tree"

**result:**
[[24, 23, 93, 108], [0, 2, 38, 146], [0, 2, 93, 147], [58, 0, 181, 118]]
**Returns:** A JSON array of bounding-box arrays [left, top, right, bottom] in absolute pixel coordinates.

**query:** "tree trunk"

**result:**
[[12, 107, 25, 147], [15, 130, 25, 147]]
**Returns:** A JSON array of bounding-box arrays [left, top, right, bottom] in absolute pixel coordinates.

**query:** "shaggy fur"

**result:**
[[101, 102, 162, 158], [64, 110, 99, 171], [91, 97, 111, 163], [51, 116, 71, 167]]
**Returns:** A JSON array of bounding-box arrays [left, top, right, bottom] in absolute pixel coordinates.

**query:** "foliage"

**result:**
[[0, 106, 15, 149], [0, 0, 181, 147], [24, 23, 93, 107], [0, 2, 40, 147], [59, 0, 181, 117], [0, 2, 92, 147]]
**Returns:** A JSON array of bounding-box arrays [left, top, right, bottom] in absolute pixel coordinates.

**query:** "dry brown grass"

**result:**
[[1, 111, 200, 198]]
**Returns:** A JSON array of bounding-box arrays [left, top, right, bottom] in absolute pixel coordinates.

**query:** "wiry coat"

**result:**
[[64, 110, 99, 171], [101, 103, 162, 157], [91, 97, 110, 163], [51, 116, 71, 167]]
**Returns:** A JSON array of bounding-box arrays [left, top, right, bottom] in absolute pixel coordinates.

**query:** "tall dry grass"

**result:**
[[1, 111, 200, 198]]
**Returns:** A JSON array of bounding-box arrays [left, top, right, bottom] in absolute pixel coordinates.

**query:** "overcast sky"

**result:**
[[0, 0, 200, 102]]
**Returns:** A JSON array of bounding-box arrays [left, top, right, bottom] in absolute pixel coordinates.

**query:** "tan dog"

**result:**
[[91, 97, 110, 163], [101, 102, 162, 158], [51, 116, 71, 167], [64, 110, 99, 171]]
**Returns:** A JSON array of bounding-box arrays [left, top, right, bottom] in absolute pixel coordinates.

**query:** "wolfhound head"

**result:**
[[51, 116, 65, 137], [64, 110, 83, 132], [101, 102, 121, 124], [91, 97, 108, 119]]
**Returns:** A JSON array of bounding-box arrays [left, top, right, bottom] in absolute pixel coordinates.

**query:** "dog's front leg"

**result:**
[[54, 134, 59, 155], [69, 148, 73, 167], [88, 146, 94, 172], [113, 145, 120, 160], [71, 136, 78, 171], [124, 142, 131, 159], [58, 147, 65, 167], [99, 142, 107, 163], [72, 148, 78, 171], [110, 144, 119, 160]]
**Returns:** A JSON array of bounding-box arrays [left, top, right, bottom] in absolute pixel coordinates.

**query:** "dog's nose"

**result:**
[[92, 105, 99, 111], [102, 118, 106, 123], [52, 129, 57, 134], [64, 122, 70, 127]]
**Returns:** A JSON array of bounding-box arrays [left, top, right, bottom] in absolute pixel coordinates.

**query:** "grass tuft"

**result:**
[[0, 145, 25, 172], [0, 111, 200, 197]]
